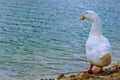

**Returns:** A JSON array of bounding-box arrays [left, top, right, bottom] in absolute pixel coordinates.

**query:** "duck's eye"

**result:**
[[85, 12, 88, 14]]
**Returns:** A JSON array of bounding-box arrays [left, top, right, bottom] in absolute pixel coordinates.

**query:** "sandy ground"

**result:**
[[41, 62, 120, 80]]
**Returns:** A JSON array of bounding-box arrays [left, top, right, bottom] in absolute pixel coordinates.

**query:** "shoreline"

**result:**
[[41, 62, 120, 80]]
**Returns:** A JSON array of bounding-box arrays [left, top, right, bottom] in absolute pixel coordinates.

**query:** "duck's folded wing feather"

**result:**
[[86, 36, 111, 59]]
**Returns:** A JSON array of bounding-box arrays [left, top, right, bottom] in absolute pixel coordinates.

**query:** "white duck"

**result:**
[[80, 10, 112, 73]]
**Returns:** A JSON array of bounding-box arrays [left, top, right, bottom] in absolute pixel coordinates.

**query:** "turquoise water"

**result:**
[[0, 0, 120, 79]]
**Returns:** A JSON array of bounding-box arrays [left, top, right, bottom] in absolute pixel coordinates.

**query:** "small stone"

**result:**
[[49, 78, 55, 80], [78, 73, 84, 76], [41, 79, 48, 80], [89, 78, 93, 80], [69, 75, 76, 77], [57, 73, 64, 79]]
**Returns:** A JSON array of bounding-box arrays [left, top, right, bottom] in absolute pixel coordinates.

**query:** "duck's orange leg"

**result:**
[[88, 63, 93, 74], [87, 64, 103, 74], [93, 67, 103, 73]]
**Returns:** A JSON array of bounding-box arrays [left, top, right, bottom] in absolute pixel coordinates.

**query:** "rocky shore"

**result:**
[[41, 62, 120, 80]]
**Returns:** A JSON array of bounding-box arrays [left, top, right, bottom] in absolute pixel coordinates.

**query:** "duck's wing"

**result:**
[[86, 36, 111, 59]]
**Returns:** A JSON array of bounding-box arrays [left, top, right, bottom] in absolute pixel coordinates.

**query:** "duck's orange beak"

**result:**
[[79, 16, 85, 20]]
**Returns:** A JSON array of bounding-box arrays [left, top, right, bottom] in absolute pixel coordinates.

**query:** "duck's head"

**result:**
[[80, 10, 99, 22]]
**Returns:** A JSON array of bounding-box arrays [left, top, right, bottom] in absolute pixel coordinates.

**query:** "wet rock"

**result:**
[[57, 73, 64, 79], [41, 78, 48, 80], [69, 75, 76, 78]]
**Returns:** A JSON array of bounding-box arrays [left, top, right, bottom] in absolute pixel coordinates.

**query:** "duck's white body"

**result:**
[[86, 35, 111, 67], [80, 10, 112, 73]]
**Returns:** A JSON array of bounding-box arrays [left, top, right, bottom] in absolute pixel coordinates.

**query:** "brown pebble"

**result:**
[[105, 68, 108, 71], [69, 75, 76, 77], [57, 73, 64, 79], [41, 79, 48, 80], [89, 78, 94, 80], [49, 78, 55, 80]]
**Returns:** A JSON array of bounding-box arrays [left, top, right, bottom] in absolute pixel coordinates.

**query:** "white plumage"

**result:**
[[86, 35, 111, 66], [80, 10, 112, 73]]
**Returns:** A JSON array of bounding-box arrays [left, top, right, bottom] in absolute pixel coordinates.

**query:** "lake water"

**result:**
[[0, 0, 120, 79]]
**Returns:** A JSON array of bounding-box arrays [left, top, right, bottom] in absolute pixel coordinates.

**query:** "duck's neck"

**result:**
[[89, 19, 103, 36]]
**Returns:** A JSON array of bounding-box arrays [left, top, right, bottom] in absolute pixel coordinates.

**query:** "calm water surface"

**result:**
[[0, 0, 120, 79]]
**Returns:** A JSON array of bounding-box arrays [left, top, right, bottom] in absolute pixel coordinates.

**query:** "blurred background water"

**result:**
[[0, 0, 120, 79]]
